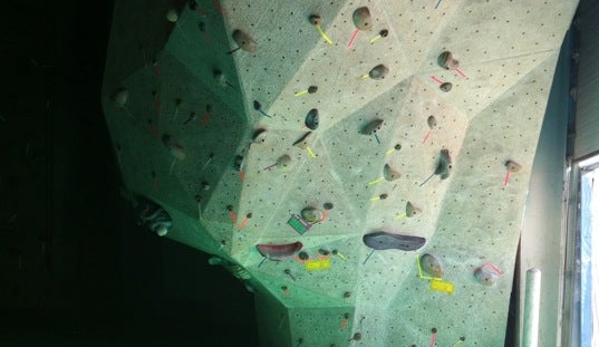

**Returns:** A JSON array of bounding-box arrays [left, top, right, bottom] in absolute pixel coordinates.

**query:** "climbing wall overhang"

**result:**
[[102, 1, 579, 346]]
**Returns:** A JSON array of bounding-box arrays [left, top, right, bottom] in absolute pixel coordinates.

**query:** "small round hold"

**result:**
[[352, 333, 362, 341], [308, 86, 318, 94], [323, 202, 334, 210], [275, 154, 292, 171], [353, 7, 372, 31], [379, 29, 389, 37], [113, 88, 128, 107], [227, 205, 233, 211], [309, 14, 322, 26], [166, 9, 178, 22], [246, 213, 253, 219], [318, 248, 330, 256], [344, 313, 350, 319], [440, 82, 453, 92], [474, 266, 500, 286], [427, 115, 437, 129], [232, 29, 258, 53], [431, 327, 438, 334], [369, 64, 389, 80], [201, 182, 210, 191], [155, 224, 169, 237], [301, 207, 322, 223], [379, 194, 388, 200], [305, 108, 319, 130], [281, 285, 288, 290], [505, 160, 522, 173], [298, 251, 310, 260], [394, 144, 402, 150], [343, 291, 351, 298]]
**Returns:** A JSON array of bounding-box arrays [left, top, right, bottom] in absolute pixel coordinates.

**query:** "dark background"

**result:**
[[0, 0, 258, 346]]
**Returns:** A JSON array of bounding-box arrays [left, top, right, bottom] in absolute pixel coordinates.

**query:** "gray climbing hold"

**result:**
[[252, 128, 268, 144], [353, 7, 373, 31], [383, 163, 401, 181], [474, 266, 500, 286], [134, 196, 173, 236], [505, 160, 522, 173], [368, 64, 389, 80], [427, 115, 437, 129], [440, 82, 453, 92], [301, 207, 322, 223], [420, 253, 444, 278], [276, 154, 292, 171], [112, 88, 128, 107], [363, 231, 426, 251], [438, 51, 459, 70], [360, 118, 383, 135], [232, 29, 258, 53], [309, 14, 322, 26], [305, 109, 319, 130]]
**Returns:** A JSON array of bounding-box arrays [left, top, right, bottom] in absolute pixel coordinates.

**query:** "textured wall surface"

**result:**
[[102, 1, 578, 346]]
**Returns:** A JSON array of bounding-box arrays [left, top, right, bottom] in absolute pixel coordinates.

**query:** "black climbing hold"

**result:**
[[305, 108, 319, 130], [363, 231, 426, 251]]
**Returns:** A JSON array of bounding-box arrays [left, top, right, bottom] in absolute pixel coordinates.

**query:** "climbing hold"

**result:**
[[360, 118, 384, 135], [474, 263, 503, 286], [276, 154, 292, 171], [309, 14, 333, 45], [438, 51, 459, 70], [165, 9, 178, 22], [503, 160, 521, 186], [305, 109, 320, 130], [253, 100, 272, 118], [505, 160, 522, 173], [112, 88, 128, 107], [370, 29, 389, 44], [363, 231, 426, 251], [405, 201, 419, 217], [427, 115, 437, 129], [133, 195, 173, 236], [234, 155, 245, 171], [352, 7, 372, 31], [293, 132, 313, 149], [213, 69, 234, 89], [440, 82, 453, 92], [349, 332, 362, 341], [301, 207, 323, 223], [232, 29, 258, 53], [298, 251, 310, 260], [256, 241, 303, 260], [252, 128, 268, 144], [368, 64, 389, 80], [420, 253, 444, 278], [309, 14, 322, 26], [162, 134, 186, 160], [383, 163, 401, 181], [420, 149, 452, 186], [323, 202, 334, 210]]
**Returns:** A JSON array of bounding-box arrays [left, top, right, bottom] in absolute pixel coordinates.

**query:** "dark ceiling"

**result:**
[[0, 0, 257, 346]]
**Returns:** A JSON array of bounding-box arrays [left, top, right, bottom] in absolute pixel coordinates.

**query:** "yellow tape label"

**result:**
[[305, 258, 331, 271], [429, 279, 454, 294]]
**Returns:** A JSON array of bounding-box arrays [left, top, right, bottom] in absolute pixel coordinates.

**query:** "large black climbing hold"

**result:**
[[360, 118, 383, 135], [363, 231, 426, 251], [232, 29, 258, 53], [305, 109, 319, 130]]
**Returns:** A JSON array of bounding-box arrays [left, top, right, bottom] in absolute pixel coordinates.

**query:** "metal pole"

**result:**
[[522, 268, 542, 347]]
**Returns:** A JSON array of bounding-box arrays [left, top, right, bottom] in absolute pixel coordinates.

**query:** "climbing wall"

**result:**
[[102, 1, 578, 346]]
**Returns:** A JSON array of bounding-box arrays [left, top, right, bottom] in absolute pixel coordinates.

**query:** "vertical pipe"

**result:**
[[522, 268, 542, 347]]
